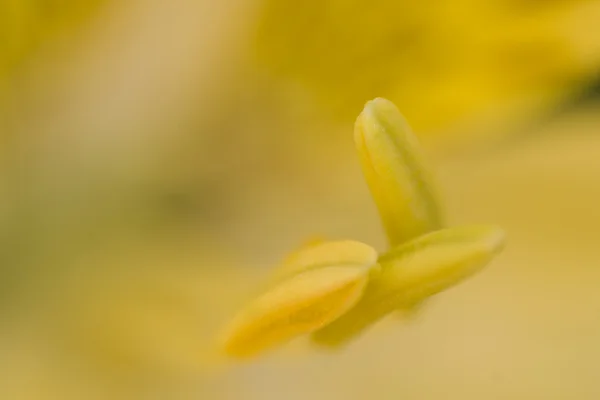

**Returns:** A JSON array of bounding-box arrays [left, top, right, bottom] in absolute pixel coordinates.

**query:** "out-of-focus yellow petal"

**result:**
[[219, 264, 372, 359], [272, 239, 378, 283], [0, 0, 105, 84], [312, 225, 505, 348], [355, 98, 444, 247], [256, 0, 600, 138]]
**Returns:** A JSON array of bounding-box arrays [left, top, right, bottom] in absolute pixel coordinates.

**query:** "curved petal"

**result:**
[[271, 239, 378, 283], [355, 97, 444, 247], [312, 225, 505, 348], [219, 264, 372, 359]]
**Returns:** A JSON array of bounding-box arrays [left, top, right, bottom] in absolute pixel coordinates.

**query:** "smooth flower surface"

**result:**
[[355, 98, 444, 246], [220, 263, 373, 359], [271, 239, 378, 284], [218, 98, 506, 360]]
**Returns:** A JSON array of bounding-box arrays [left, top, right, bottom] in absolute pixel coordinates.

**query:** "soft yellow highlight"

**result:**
[[273, 240, 378, 283], [220, 265, 371, 359]]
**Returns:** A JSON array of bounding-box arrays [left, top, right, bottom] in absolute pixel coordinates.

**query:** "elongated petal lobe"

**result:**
[[220, 265, 371, 358]]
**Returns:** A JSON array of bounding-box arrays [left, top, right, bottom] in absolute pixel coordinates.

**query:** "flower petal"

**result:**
[[219, 264, 372, 359], [271, 239, 378, 283], [312, 225, 505, 347], [355, 97, 444, 246]]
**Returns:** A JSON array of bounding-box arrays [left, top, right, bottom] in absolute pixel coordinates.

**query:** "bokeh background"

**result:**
[[1, 0, 600, 399]]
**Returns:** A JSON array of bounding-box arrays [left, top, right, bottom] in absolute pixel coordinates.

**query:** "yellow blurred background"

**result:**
[[1, 0, 600, 399]]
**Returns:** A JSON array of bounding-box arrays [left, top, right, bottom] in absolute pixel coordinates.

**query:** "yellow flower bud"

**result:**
[[355, 97, 444, 246], [312, 225, 505, 348], [219, 264, 372, 359]]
